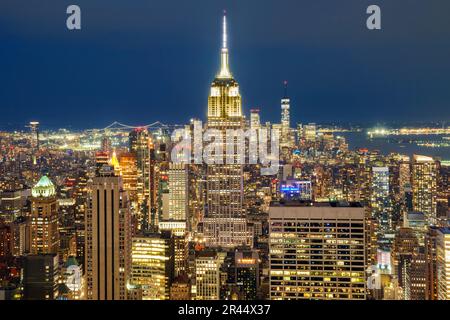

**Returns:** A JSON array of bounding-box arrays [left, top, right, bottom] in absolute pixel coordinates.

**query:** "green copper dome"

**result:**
[[65, 256, 79, 268], [32, 175, 56, 198]]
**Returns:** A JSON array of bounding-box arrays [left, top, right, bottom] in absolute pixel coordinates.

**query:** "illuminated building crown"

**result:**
[[32, 175, 56, 198], [216, 11, 232, 79], [109, 151, 120, 169]]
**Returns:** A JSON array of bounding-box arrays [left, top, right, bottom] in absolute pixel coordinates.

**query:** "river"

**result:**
[[339, 131, 450, 161]]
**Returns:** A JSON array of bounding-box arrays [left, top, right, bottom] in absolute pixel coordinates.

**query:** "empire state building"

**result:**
[[202, 13, 252, 248]]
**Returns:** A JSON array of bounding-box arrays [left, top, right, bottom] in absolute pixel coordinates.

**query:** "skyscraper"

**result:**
[[85, 171, 131, 300], [159, 220, 188, 277], [101, 137, 112, 156], [23, 254, 59, 300], [0, 220, 12, 257], [119, 152, 138, 204], [30, 175, 59, 255], [269, 201, 366, 300], [303, 123, 316, 143], [130, 231, 174, 300], [412, 155, 438, 225], [194, 250, 226, 300], [74, 172, 88, 270], [425, 226, 438, 300], [250, 109, 261, 130], [235, 249, 260, 300], [280, 81, 291, 147], [392, 227, 419, 294], [405, 247, 426, 300], [203, 12, 251, 248], [129, 128, 153, 227], [29, 121, 39, 151], [10, 216, 30, 256], [371, 166, 393, 248], [168, 163, 188, 221], [0, 189, 23, 224], [436, 228, 450, 300]]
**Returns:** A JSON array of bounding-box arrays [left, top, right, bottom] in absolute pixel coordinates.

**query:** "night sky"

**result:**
[[1, 0, 449, 130]]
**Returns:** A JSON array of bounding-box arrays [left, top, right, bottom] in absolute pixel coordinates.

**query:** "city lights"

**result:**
[[0, 3, 449, 308]]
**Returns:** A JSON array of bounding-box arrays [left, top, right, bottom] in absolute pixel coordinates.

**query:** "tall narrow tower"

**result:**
[[412, 155, 438, 225], [30, 175, 59, 255], [203, 12, 251, 248], [280, 81, 291, 147], [29, 121, 40, 151], [129, 128, 155, 230], [250, 109, 261, 129], [85, 171, 131, 300]]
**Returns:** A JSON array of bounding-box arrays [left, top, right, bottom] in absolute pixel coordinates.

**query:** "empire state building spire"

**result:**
[[217, 10, 232, 79]]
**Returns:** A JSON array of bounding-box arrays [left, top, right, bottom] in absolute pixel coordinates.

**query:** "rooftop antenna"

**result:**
[[283, 80, 288, 98]]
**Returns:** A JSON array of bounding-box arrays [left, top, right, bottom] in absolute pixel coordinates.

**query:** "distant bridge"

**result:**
[[87, 121, 186, 132]]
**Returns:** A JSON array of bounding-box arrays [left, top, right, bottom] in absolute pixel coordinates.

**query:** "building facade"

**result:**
[[85, 173, 131, 300], [130, 232, 174, 300], [412, 155, 438, 225], [30, 176, 59, 255], [203, 13, 251, 248], [269, 201, 366, 300]]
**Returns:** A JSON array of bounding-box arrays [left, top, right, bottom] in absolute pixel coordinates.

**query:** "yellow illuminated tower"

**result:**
[[109, 150, 121, 176], [129, 232, 174, 300], [280, 81, 291, 147], [30, 175, 59, 255], [119, 152, 138, 204], [203, 12, 251, 248]]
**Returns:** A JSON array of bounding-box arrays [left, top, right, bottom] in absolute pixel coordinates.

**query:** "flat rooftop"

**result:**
[[269, 201, 365, 220], [270, 200, 363, 208]]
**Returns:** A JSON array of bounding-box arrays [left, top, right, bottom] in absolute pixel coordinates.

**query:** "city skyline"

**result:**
[[1, 0, 450, 129], [1, 1, 450, 304]]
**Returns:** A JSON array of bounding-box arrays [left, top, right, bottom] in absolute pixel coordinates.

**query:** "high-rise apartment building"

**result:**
[[371, 167, 393, 248], [129, 128, 153, 227], [269, 201, 366, 300], [412, 155, 438, 225], [280, 81, 291, 147]]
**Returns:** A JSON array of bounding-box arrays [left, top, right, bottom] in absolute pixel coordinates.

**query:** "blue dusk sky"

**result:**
[[0, 0, 449, 129]]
